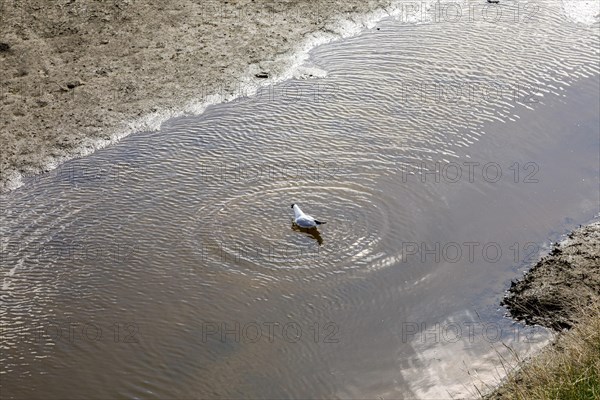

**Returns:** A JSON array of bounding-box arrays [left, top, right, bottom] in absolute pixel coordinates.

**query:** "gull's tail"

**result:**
[[315, 220, 326, 225]]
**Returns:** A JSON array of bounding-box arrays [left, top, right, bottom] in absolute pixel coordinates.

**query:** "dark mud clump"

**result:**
[[501, 222, 600, 330]]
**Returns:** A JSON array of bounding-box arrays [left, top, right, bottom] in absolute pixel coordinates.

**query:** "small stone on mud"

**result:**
[[66, 81, 83, 89]]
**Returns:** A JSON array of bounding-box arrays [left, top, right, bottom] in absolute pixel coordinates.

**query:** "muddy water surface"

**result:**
[[1, 2, 599, 398]]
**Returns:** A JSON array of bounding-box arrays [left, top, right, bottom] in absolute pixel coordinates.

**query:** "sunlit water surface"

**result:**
[[2, 2, 599, 398]]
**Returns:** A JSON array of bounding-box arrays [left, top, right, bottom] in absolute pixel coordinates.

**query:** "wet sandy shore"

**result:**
[[502, 221, 600, 330], [1, 0, 393, 192]]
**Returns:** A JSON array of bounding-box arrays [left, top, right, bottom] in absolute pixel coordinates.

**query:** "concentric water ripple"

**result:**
[[1, 1, 599, 398], [185, 182, 393, 281]]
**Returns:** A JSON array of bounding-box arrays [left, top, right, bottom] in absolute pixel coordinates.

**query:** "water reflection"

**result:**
[[1, 1, 599, 398], [292, 222, 324, 246]]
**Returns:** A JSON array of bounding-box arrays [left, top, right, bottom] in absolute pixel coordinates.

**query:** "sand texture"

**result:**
[[1, 0, 393, 192]]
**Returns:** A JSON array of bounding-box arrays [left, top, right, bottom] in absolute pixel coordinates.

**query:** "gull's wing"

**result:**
[[295, 216, 317, 228]]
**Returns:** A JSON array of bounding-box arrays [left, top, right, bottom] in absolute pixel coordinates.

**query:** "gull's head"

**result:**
[[291, 204, 303, 218]]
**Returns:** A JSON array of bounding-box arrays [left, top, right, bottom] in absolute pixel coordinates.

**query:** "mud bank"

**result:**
[[0, 0, 398, 192], [502, 221, 600, 331], [488, 221, 600, 399]]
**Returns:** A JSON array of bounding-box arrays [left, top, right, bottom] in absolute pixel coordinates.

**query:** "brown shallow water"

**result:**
[[1, 2, 599, 398]]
